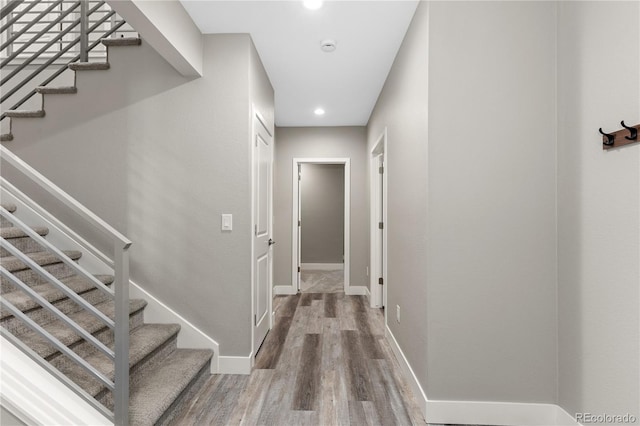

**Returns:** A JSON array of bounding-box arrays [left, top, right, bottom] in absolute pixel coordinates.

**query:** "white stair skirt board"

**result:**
[[128, 281, 220, 374], [300, 263, 344, 271], [385, 325, 581, 426], [0, 336, 111, 426]]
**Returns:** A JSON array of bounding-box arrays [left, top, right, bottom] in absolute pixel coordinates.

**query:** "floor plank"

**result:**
[[254, 315, 293, 369], [292, 333, 322, 410]]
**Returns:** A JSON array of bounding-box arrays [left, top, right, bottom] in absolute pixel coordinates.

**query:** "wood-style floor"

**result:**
[[171, 291, 427, 425]]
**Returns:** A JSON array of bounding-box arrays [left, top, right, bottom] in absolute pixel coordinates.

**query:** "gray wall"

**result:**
[[557, 1, 639, 419], [4, 34, 274, 356], [273, 127, 367, 288], [368, 0, 558, 403], [300, 164, 345, 264]]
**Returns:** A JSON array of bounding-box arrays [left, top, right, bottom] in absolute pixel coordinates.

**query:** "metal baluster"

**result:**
[[79, 0, 88, 61]]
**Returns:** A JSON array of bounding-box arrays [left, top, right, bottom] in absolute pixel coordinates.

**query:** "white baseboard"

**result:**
[[385, 325, 428, 418], [129, 281, 220, 374], [425, 400, 580, 426], [300, 263, 344, 270], [218, 354, 252, 375], [345, 286, 368, 296], [0, 336, 111, 426], [385, 326, 581, 426], [273, 285, 297, 295]]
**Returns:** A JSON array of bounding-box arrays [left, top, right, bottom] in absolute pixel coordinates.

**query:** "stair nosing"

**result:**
[[57, 323, 182, 398], [0, 250, 82, 273], [0, 274, 114, 320], [14, 298, 147, 360]]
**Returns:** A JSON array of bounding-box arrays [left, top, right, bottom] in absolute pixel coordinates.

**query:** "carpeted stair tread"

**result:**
[[129, 348, 213, 426], [68, 62, 110, 71], [0, 274, 114, 320], [4, 110, 45, 118], [15, 298, 147, 360], [102, 37, 141, 47], [57, 323, 181, 397], [0, 133, 13, 142], [35, 86, 77, 95], [1, 226, 49, 239], [0, 250, 82, 272], [0, 204, 17, 213]]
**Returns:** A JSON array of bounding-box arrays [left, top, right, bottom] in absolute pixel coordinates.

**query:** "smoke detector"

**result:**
[[321, 40, 337, 53]]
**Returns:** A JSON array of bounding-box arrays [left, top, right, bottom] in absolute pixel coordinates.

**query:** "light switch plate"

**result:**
[[221, 214, 232, 231]]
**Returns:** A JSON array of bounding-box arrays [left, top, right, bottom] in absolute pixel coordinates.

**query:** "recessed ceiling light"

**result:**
[[303, 0, 323, 10], [314, 108, 325, 116]]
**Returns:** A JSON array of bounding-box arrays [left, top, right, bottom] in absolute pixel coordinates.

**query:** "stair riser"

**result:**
[[96, 334, 179, 411], [1, 287, 111, 334], [1, 217, 14, 228], [46, 307, 145, 364], [1, 262, 77, 293], [1, 236, 46, 256], [156, 361, 211, 426]]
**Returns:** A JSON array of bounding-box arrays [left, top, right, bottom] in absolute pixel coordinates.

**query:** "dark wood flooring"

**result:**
[[170, 293, 427, 425]]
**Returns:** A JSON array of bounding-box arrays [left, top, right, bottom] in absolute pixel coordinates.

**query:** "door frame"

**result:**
[[370, 128, 388, 308], [251, 105, 274, 362], [291, 158, 351, 294]]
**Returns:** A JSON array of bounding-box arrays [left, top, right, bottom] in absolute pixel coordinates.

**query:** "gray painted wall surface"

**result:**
[[557, 1, 639, 418], [273, 127, 367, 288], [4, 34, 274, 356], [300, 164, 345, 264], [426, 1, 558, 402], [368, 1, 558, 403]]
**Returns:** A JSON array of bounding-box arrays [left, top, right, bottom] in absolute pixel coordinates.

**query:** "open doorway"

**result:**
[[292, 158, 351, 294]]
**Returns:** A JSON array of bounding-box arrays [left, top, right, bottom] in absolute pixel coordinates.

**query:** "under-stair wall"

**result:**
[[3, 34, 275, 365]]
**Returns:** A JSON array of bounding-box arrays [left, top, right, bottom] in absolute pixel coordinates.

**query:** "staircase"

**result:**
[[1, 1, 214, 424], [1, 202, 213, 424]]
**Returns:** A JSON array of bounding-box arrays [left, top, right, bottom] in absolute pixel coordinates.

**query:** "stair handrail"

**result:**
[[0, 144, 131, 425]]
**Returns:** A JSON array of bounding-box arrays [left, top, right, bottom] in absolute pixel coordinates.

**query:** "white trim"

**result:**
[[218, 354, 253, 375], [385, 325, 581, 426], [292, 158, 351, 295], [345, 286, 367, 296], [273, 285, 298, 295], [425, 401, 581, 426], [0, 336, 111, 426], [128, 281, 219, 374], [385, 324, 428, 418], [300, 263, 344, 270]]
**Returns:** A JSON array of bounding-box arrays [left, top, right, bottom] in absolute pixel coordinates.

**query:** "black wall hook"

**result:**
[[620, 121, 638, 141], [599, 128, 615, 145]]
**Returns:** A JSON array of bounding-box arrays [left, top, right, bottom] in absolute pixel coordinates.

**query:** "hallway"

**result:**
[[171, 293, 426, 425]]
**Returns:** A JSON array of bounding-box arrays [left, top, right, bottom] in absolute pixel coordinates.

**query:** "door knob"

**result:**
[[268, 238, 276, 246]]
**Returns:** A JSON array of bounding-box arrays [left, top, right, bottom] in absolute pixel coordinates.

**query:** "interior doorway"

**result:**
[[370, 129, 387, 308], [291, 158, 351, 294]]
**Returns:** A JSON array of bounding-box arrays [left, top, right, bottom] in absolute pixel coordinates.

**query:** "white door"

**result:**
[[253, 115, 273, 353]]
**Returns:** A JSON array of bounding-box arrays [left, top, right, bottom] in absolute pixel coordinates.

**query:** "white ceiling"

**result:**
[[179, 1, 418, 127]]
